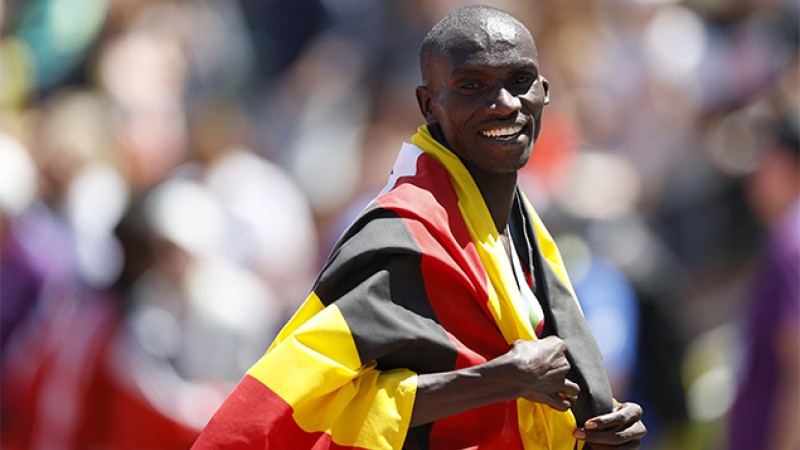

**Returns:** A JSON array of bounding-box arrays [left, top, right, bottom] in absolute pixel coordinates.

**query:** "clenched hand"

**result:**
[[497, 337, 581, 412]]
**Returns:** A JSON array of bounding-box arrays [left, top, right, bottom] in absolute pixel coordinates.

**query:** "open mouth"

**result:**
[[479, 123, 526, 142]]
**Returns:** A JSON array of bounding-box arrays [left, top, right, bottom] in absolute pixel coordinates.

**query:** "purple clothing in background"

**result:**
[[0, 205, 75, 353], [728, 199, 800, 450]]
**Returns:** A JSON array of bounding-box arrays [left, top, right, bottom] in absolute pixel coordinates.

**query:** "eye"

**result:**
[[456, 78, 484, 93], [512, 74, 535, 86]]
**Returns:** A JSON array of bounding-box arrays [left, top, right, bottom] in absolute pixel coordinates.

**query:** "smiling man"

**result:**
[[193, 5, 645, 450]]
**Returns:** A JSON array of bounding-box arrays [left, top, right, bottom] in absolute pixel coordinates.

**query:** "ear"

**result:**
[[541, 76, 550, 106], [415, 85, 438, 124]]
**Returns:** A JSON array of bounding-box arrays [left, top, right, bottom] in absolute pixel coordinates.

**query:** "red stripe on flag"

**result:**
[[429, 400, 525, 449], [193, 375, 368, 450], [377, 153, 510, 364]]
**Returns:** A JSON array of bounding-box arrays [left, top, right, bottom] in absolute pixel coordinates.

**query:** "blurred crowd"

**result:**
[[0, 0, 797, 449]]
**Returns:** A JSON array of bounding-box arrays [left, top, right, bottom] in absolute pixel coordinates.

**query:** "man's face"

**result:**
[[418, 18, 549, 176]]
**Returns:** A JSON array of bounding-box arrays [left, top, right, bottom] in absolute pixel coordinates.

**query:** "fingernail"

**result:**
[[585, 421, 597, 430], [573, 430, 585, 440]]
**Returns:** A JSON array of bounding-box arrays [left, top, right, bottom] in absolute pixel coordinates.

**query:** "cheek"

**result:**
[[436, 104, 470, 131], [521, 89, 545, 109], [524, 80, 548, 107]]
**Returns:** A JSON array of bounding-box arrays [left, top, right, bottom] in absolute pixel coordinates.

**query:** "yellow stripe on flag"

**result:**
[[248, 292, 417, 450], [264, 292, 327, 353]]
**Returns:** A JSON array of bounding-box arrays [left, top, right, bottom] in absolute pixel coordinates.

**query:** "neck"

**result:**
[[468, 167, 518, 233]]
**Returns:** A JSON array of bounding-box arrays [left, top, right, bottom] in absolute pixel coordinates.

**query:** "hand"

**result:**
[[573, 401, 646, 449], [410, 337, 580, 427], [501, 337, 580, 411]]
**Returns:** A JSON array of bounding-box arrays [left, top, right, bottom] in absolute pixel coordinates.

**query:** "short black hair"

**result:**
[[419, 5, 533, 84]]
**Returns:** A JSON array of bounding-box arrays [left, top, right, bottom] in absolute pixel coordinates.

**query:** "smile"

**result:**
[[480, 124, 524, 141]]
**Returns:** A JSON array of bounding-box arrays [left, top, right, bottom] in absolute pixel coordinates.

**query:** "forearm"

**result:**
[[410, 357, 518, 427], [409, 338, 579, 427]]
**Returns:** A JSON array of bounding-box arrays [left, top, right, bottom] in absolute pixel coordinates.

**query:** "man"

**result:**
[[193, 5, 645, 449]]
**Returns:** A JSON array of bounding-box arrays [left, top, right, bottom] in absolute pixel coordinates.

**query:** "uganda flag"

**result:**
[[192, 126, 613, 450]]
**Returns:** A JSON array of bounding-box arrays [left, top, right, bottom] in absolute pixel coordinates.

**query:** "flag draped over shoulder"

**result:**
[[192, 126, 612, 450]]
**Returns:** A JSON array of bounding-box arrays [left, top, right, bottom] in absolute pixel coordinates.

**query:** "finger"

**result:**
[[575, 420, 647, 445], [545, 394, 572, 412], [588, 442, 641, 450], [541, 335, 567, 353], [562, 379, 580, 398], [551, 336, 568, 354], [584, 402, 643, 431]]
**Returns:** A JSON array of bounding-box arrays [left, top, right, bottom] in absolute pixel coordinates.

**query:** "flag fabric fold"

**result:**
[[193, 125, 611, 449]]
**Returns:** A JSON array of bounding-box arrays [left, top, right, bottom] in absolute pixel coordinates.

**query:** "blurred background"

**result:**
[[0, 0, 797, 448]]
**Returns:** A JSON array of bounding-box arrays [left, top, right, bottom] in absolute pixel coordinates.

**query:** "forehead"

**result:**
[[441, 17, 537, 73]]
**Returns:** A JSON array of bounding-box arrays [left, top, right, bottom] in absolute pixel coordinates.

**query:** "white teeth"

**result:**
[[481, 124, 523, 139]]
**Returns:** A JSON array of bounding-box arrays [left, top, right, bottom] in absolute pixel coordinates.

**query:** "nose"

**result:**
[[489, 86, 521, 115]]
